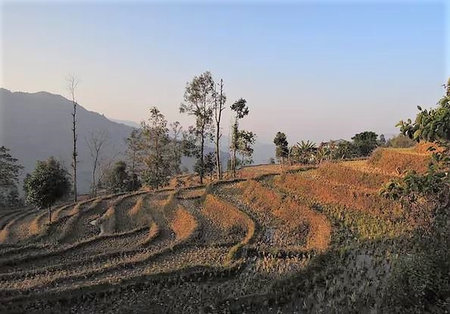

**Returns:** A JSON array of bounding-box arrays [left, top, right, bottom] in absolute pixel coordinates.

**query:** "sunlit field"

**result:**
[[0, 145, 440, 313], [1, 1, 448, 312]]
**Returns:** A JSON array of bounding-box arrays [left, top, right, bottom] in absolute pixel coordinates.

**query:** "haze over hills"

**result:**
[[109, 118, 141, 129], [0, 88, 133, 194], [0, 88, 275, 194]]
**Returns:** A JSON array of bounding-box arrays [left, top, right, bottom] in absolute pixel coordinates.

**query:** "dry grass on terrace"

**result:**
[[98, 206, 115, 235], [368, 147, 430, 174], [317, 161, 393, 190], [240, 180, 330, 251], [128, 196, 145, 216], [28, 212, 47, 237], [177, 188, 206, 199], [167, 174, 213, 189], [169, 206, 198, 241], [236, 164, 307, 179], [274, 171, 402, 218], [202, 194, 252, 237], [166, 164, 307, 188]]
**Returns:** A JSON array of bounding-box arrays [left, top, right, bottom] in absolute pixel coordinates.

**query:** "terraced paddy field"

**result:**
[[0, 148, 440, 313]]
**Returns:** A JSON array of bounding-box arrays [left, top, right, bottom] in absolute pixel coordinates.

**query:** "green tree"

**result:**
[[236, 130, 256, 166], [195, 152, 216, 180], [0, 146, 24, 208], [380, 78, 450, 311], [331, 140, 358, 159], [126, 128, 144, 189], [379, 134, 386, 146], [382, 81, 450, 209], [103, 161, 132, 193], [141, 107, 173, 189], [230, 98, 250, 176], [180, 71, 215, 184], [274, 132, 289, 164], [351, 131, 379, 156], [23, 157, 70, 222]]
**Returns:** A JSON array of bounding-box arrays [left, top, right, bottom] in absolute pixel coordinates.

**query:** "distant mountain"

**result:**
[[252, 141, 275, 164], [219, 136, 274, 165], [109, 118, 141, 129], [0, 88, 133, 194], [0, 88, 275, 195]]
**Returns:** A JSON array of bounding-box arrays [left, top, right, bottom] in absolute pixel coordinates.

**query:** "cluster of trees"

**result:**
[[117, 106, 189, 190], [0, 147, 70, 219], [4, 71, 256, 216], [112, 71, 256, 189], [179, 71, 255, 183], [273, 130, 385, 165], [23, 157, 71, 222], [0, 146, 23, 208]]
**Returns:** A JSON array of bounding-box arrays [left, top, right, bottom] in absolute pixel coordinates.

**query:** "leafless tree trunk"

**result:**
[[86, 130, 108, 196], [170, 121, 183, 175], [200, 123, 205, 185], [67, 75, 79, 202], [231, 120, 238, 178], [214, 79, 226, 180]]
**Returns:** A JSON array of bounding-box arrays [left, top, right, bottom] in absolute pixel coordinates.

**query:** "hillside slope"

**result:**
[[0, 88, 134, 194], [0, 88, 263, 194]]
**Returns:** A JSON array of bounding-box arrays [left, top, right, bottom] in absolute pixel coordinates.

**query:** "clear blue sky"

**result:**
[[1, 0, 447, 143]]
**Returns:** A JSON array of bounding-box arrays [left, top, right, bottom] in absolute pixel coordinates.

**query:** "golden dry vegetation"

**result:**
[[0, 147, 434, 313], [368, 147, 430, 174]]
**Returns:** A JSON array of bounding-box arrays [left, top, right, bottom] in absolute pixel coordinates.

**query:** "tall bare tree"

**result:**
[[67, 75, 79, 202], [86, 130, 108, 196], [213, 79, 226, 179]]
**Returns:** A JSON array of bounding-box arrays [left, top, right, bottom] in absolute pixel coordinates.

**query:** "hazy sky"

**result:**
[[1, 0, 448, 143]]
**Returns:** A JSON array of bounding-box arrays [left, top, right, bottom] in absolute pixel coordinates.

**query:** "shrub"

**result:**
[[387, 134, 416, 148]]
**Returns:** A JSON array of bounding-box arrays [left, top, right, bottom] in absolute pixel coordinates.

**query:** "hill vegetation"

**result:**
[[0, 77, 448, 312], [0, 140, 445, 312]]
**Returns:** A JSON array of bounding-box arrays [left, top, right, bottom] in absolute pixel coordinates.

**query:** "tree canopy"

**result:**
[[180, 71, 215, 184], [351, 131, 378, 156], [0, 146, 23, 208], [274, 132, 289, 163], [230, 98, 254, 175], [103, 161, 133, 193], [23, 157, 70, 210]]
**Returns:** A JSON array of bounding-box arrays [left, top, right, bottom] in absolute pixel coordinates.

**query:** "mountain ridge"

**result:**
[[1, 88, 133, 194], [0, 88, 275, 194]]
